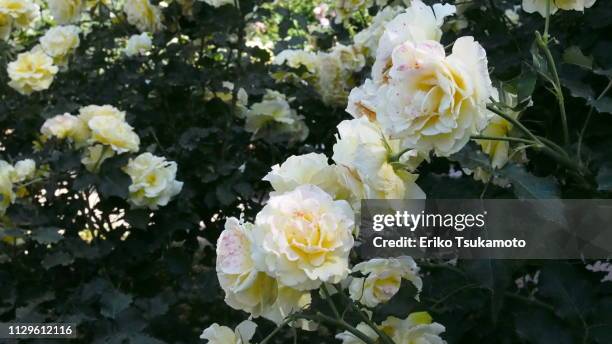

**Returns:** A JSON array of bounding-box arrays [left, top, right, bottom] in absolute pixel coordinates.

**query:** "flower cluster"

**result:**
[[0, 0, 39, 40], [41, 105, 182, 209], [0, 159, 37, 215], [274, 43, 366, 107]]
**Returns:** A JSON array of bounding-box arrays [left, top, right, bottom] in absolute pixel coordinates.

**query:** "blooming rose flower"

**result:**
[[216, 218, 311, 325], [88, 116, 140, 153], [348, 256, 422, 307], [124, 0, 163, 33], [245, 89, 308, 142], [374, 37, 494, 157], [251, 184, 355, 291], [0, 0, 39, 29], [332, 117, 425, 194], [39, 25, 80, 68], [81, 144, 115, 172], [7, 50, 58, 95], [200, 320, 257, 344], [274, 50, 318, 73], [41, 113, 90, 145], [382, 312, 447, 344], [123, 153, 183, 209], [263, 153, 340, 196], [372, 0, 455, 83], [13, 159, 35, 182], [125, 33, 152, 57], [78, 104, 126, 123], [522, 0, 596, 16], [47, 0, 83, 24]]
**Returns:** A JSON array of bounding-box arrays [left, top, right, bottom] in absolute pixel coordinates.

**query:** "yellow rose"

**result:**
[[0, 0, 39, 29], [7, 50, 58, 95], [88, 115, 140, 153], [40, 113, 90, 145], [39, 25, 81, 68], [251, 184, 355, 291], [47, 0, 83, 24], [348, 256, 422, 307], [375, 37, 494, 157], [123, 153, 183, 208], [382, 312, 447, 344], [200, 320, 257, 344], [78, 104, 126, 123], [123, 0, 164, 33], [216, 218, 312, 325]]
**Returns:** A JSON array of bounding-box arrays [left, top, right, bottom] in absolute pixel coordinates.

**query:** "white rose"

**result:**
[[200, 0, 234, 8], [124, 153, 183, 209], [365, 163, 426, 200], [0, 0, 39, 28], [372, 0, 455, 83], [124, 0, 164, 33], [47, 0, 83, 24], [41, 113, 90, 145], [200, 320, 257, 344], [376, 37, 493, 157], [125, 33, 152, 57], [382, 312, 447, 344], [39, 25, 80, 68], [81, 144, 115, 172], [78, 104, 126, 123], [13, 159, 35, 183], [88, 116, 140, 153], [263, 153, 340, 196], [349, 256, 422, 307], [7, 50, 58, 95], [273, 49, 318, 73], [251, 185, 355, 291], [217, 218, 311, 325], [522, 0, 596, 16]]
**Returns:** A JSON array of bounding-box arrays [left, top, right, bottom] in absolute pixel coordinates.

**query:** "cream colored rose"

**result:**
[[41, 113, 89, 145], [274, 49, 318, 73], [13, 159, 35, 182], [382, 312, 447, 344], [372, 0, 455, 83], [124, 0, 163, 33], [349, 256, 422, 307], [200, 320, 257, 344], [477, 116, 513, 169], [374, 37, 493, 157], [125, 33, 152, 57], [522, 0, 596, 16], [263, 153, 341, 196], [245, 90, 308, 142], [7, 50, 58, 95], [251, 185, 355, 291], [48, 0, 83, 24], [0, 0, 39, 28], [88, 116, 140, 153], [201, 0, 234, 8], [124, 153, 183, 209], [217, 218, 311, 325], [39, 25, 80, 68], [81, 144, 115, 172], [0, 161, 15, 215], [78, 104, 126, 123]]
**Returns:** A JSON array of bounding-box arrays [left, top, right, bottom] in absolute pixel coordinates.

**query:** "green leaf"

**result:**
[[562, 78, 594, 101], [98, 169, 131, 199], [32, 227, 63, 245], [563, 46, 593, 70], [597, 166, 612, 191], [462, 260, 513, 324], [515, 309, 573, 344], [42, 251, 74, 269], [100, 289, 133, 319], [498, 164, 560, 199], [538, 263, 594, 321], [592, 97, 612, 114]]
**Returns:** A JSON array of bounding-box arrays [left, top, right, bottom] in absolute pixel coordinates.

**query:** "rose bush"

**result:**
[[1, 0, 612, 343]]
